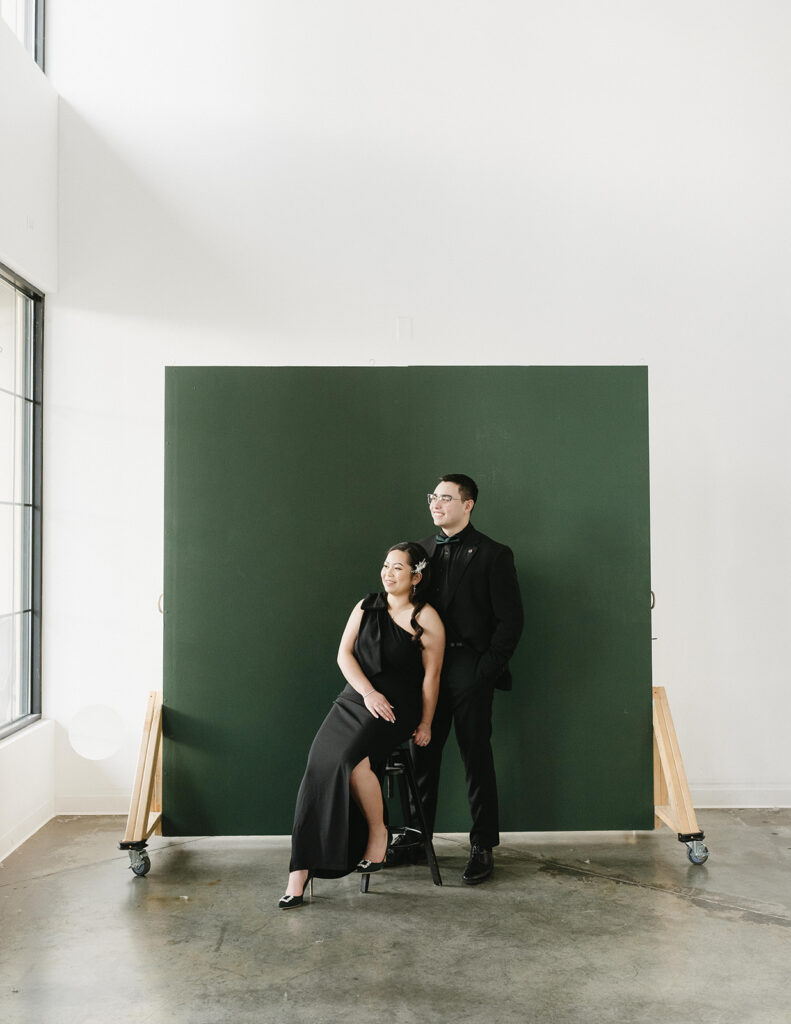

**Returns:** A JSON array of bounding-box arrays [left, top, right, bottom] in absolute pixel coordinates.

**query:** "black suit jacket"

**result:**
[[420, 525, 523, 691]]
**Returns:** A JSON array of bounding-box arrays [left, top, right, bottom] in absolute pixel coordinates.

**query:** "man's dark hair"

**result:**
[[437, 473, 478, 505]]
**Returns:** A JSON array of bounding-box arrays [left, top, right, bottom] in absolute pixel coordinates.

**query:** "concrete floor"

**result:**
[[1, 811, 789, 1024]]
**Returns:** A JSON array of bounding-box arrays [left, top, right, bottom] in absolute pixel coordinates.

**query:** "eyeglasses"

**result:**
[[427, 493, 464, 506]]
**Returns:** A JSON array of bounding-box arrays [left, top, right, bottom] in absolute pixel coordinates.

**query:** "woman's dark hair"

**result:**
[[386, 541, 431, 648]]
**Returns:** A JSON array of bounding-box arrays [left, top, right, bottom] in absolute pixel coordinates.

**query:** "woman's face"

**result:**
[[381, 550, 414, 598]]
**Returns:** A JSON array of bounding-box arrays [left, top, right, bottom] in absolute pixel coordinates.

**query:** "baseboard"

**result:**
[[690, 785, 791, 808], [0, 798, 55, 862], [41, 786, 791, 827], [55, 793, 130, 815]]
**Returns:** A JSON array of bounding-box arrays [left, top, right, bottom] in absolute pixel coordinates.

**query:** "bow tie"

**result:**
[[435, 533, 461, 545]]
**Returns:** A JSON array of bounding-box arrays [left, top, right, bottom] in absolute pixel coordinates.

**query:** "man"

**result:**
[[409, 473, 523, 884]]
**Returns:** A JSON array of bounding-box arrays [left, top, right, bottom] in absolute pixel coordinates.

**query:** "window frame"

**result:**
[[0, 0, 44, 69], [0, 262, 43, 742], [35, 0, 44, 70]]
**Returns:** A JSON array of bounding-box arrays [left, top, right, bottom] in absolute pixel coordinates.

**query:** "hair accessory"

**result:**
[[412, 559, 427, 574]]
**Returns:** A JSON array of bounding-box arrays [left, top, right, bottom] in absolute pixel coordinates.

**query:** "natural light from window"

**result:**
[[0, 0, 36, 60], [0, 275, 34, 733]]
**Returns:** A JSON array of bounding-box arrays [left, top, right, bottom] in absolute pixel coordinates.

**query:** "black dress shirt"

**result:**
[[433, 522, 474, 620]]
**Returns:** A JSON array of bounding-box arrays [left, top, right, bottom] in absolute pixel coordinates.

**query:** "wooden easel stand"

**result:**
[[653, 686, 708, 863], [119, 690, 162, 875], [119, 686, 708, 875]]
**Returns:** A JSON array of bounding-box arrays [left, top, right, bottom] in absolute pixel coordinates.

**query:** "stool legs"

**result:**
[[400, 753, 442, 887], [359, 746, 442, 892]]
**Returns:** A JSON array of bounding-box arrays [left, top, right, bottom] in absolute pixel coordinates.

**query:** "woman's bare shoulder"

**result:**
[[416, 603, 443, 628]]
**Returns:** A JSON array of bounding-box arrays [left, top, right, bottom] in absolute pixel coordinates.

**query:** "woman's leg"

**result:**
[[284, 868, 310, 897], [350, 757, 389, 862]]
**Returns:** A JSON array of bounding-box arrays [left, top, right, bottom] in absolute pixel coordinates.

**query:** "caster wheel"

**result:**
[[687, 841, 709, 865], [129, 849, 151, 876]]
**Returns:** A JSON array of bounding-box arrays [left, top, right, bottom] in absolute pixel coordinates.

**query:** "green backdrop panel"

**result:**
[[163, 366, 653, 835]]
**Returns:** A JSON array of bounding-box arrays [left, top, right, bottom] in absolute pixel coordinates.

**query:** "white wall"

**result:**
[[0, 720, 55, 860], [42, 0, 791, 814], [0, 20, 57, 860], [0, 19, 57, 291]]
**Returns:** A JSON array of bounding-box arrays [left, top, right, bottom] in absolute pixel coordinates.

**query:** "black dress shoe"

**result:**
[[278, 873, 313, 909], [385, 831, 411, 866], [357, 830, 391, 872], [386, 845, 409, 867], [356, 857, 386, 873], [386, 831, 429, 866], [462, 845, 493, 885]]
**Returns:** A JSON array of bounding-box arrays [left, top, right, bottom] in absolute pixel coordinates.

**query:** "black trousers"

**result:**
[[410, 646, 500, 849]]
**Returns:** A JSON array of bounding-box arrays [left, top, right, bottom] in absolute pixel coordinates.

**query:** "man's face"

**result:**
[[427, 481, 474, 535]]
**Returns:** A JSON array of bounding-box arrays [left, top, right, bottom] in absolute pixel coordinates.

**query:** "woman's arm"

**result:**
[[337, 602, 395, 723], [412, 605, 445, 746]]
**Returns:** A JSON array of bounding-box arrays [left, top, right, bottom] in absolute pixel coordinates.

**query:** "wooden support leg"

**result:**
[[653, 729, 667, 831], [120, 691, 163, 875], [653, 686, 709, 864], [153, 724, 163, 837]]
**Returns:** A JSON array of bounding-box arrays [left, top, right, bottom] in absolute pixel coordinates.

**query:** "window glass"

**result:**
[[0, 274, 39, 735], [0, 0, 40, 65]]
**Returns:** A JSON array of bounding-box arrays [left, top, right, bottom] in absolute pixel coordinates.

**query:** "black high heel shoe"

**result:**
[[356, 829, 390, 873], [278, 872, 313, 910]]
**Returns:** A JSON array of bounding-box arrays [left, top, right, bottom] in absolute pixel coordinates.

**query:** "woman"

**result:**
[[279, 542, 445, 908]]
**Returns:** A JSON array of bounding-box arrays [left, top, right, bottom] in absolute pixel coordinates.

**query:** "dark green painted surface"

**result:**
[[163, 366, 653, 835]]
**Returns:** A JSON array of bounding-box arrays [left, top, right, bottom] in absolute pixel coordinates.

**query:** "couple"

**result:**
[[279, 474, 524, 908]]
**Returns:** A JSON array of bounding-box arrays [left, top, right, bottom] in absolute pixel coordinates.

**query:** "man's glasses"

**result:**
[[427, 493, 464, 505]]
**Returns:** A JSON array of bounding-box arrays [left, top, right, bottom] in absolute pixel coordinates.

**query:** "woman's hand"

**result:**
[[412, 722, 431, 747], [363, 690, 395, 723]]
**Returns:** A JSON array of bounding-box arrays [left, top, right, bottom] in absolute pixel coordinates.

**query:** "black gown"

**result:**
[[289, 593, 425, 878]]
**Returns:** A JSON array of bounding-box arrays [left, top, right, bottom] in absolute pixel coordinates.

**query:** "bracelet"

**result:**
[[362, 688, 375, 699]]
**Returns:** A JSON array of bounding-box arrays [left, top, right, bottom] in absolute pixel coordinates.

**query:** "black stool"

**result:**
[[359, 745, 442, 892]]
